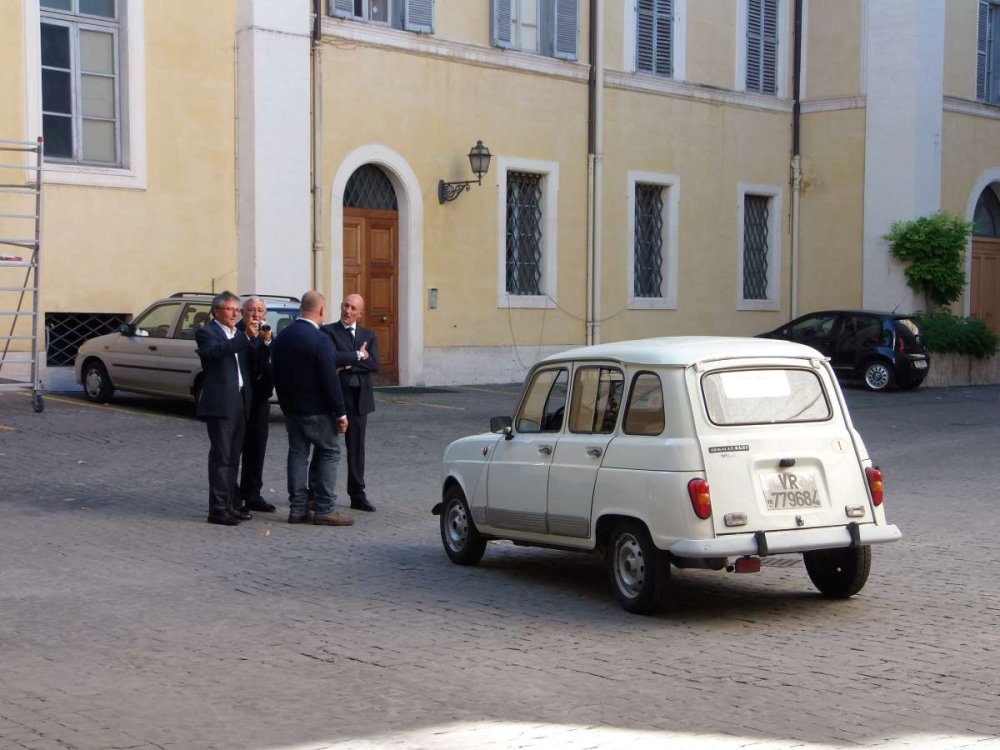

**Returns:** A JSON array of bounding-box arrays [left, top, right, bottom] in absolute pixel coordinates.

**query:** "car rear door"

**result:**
[[692, 361, 872, 535]]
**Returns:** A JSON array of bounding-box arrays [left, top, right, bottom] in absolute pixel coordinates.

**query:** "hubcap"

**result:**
[[445, 500, 468, 551], [866, 363, 890, 389], [85, 369, 103, 397], [614, 533, 645, 598]]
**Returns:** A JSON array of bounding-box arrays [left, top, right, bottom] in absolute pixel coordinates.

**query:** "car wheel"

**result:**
[[862, 359, 895, 391], [803, 545, 871, 598], [607, 520, 670, 615], [440, 486, 487, 566], [82, 360, 113, 403]]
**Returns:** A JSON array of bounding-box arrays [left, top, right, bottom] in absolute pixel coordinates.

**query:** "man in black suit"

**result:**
[[195, 291, 254, 526], [319, 293, 378, 512], [271, 291, 353, 526], [236, 296, 276, 513]]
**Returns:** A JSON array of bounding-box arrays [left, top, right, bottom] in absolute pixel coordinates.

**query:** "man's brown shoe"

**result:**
[[313, 512, 354, 526], [288, 514, 310, 524]]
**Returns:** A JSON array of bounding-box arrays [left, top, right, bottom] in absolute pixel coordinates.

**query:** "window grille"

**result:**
[[746, 0, 777, 94], [634, 184, 664, 297], [47, 312, 126, 366], [506, 172, 544, 296], [344, 164, 397, 210], [743, 195, 770, 300], [636, 0, 673, 77]]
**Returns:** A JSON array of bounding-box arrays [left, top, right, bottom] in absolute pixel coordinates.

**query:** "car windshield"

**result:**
[[266, 306, 299, 335], [701, 367, 831, 425]]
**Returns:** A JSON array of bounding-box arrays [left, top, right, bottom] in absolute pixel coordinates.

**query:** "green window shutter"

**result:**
[[492, 0, 514, 49], [404, 0, 434, 32], [553, 0, 579, 60]]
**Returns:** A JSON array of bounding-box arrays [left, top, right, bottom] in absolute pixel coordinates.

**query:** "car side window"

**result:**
[[623, 372, 665, 436], [131, 303, 180, 339], [842, 314, 881, 346], [569, 366, 624, 434], [175, 304, 213, 339], [516, 368, 568, 433], [790, 314, 835, 340]]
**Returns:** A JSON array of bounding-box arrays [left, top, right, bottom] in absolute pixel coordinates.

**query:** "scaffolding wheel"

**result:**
[[32, 393, 44, 413]]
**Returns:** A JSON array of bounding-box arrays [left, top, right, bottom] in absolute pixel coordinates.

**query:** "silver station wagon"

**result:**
[[433, 336, 901, 614]]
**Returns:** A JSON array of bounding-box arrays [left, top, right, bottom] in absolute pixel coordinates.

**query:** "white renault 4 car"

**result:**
[[433, 337, 901, 615]]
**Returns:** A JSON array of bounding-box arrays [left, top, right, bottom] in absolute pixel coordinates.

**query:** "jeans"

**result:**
[[285, 413, 341, 516]]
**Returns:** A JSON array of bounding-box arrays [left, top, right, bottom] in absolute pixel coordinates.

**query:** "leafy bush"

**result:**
[[914, 311, 999, 359], [884, 212, 971, 308]]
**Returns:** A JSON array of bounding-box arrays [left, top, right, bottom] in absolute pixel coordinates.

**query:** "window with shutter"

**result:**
[[746, 0, 778, 95], [491, 0, 576, 59], [636, 0, 672, 77], [329, 0, 432, 31], [403, 0, 434, 33], [978, 0, 1000, 103], [553, 0, 579, 60]]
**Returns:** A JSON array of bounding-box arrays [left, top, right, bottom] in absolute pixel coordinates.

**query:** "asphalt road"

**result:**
[[0, 382, 998, 750]]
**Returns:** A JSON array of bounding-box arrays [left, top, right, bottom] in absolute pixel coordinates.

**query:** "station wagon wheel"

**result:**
[[82, 360, 113, 403], [803, 545, 871, 598], [607, 520, 670, 615], [440, 486, 487, 566], [862, 359, 895, 391]]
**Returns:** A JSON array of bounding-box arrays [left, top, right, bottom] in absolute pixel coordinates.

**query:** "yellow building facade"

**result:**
[[4, 0, 1000, 387]]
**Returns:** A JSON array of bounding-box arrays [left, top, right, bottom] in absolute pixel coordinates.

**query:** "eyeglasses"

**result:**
[[218, 306, 240, 313]]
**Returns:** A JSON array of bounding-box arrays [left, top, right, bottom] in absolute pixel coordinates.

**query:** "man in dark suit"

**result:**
[[236, 296, 276, 513], [195, 291, 254, 526], [271, 291, 353, 526], [319, 293, 378, 512]]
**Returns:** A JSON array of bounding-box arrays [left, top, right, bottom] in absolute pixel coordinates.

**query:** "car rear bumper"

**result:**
[[668, 523, 902, 558]]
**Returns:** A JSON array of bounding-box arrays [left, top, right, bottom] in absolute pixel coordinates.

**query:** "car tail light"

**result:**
[[865, 466, 884, 506], [688, 478, 712, 519], [897, 335, 906, 355]]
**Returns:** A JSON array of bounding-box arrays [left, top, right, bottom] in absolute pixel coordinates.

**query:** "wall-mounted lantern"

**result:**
[[438, 140, 492, 204]]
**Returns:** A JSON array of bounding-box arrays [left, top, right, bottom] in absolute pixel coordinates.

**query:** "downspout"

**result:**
[[790, 0, 803, 319], [587, 0, 605, 345], [311, 0, 324, 290]]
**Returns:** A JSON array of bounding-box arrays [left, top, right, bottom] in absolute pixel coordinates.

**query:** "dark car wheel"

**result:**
[[862, 359, 895, 391], [440, 486, 487, 566], [82, 360, 114, 403], [803, 545, 871, 598], [607, 520, 670, 615]]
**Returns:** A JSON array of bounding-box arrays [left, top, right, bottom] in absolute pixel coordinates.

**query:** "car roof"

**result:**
[[796, 309, 915, 320], [166, 292, 300, 307], [540, 336, 825, 368]]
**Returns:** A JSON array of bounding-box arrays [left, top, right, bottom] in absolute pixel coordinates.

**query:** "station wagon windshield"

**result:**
[[701, 367, 831, 425]]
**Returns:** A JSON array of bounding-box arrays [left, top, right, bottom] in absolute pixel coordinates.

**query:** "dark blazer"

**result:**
[[194, 320, 252, 419], [271, 318, 346, 417], [236, 320, 273, 406], [320, 321, 378, 415]]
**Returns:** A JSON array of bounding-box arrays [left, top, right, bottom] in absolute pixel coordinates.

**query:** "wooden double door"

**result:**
[[971, 237, 1000, 336], [343, 207, 399, 385]]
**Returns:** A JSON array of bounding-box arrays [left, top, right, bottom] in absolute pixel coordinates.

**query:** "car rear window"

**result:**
[[701, 368, 831, 425]]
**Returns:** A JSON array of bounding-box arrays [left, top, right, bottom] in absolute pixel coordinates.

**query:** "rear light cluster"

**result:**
[[688, 478, 712, 519], [865, 466, 884, 505], [897, 336, 906, 355]]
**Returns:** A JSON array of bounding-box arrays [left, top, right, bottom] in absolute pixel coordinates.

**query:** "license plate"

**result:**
[[913, 359, 928, 369], [760, 472, 823, 510]]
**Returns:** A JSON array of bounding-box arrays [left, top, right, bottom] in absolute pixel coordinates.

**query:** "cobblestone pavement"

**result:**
[[0, 382, 999, 750]]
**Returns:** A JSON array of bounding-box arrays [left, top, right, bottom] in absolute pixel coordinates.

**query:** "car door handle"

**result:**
[[148, 346, 158, 351], [538, 445, 552, 455], [587, 447, 603, 457]]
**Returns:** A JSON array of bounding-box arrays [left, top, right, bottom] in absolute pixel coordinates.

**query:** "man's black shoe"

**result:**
[[207, 512, 241, 526], [246, 498, 276, 513], [350, 499, 376, 512], [231, 506, 253, 521]]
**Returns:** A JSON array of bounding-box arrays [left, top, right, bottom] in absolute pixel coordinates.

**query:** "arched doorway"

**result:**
[[343, 164, 399, 385], [972, 185, 1000, 335]]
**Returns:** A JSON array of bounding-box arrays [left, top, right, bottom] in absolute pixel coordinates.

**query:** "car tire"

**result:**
[[862, 359, 895, 391], [803, 545, 871, 598], [607, 520, 670, 615], [440, 486, 487, 566], [82, 360, 114, 403]]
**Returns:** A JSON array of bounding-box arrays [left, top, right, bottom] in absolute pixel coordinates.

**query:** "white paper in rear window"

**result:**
[[702, 368, 831, 425]]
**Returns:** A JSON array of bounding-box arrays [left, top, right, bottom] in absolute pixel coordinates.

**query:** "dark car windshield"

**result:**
[[894, 317, 926, 352]]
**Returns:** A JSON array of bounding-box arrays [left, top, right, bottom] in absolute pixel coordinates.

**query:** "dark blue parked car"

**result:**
[[758, 310, 930, 391]]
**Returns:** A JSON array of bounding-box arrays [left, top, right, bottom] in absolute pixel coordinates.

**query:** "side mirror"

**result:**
[[490, 415, 512, 435], [119, 323, 135, 336]]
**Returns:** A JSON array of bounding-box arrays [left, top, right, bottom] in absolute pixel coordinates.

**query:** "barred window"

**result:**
[[746, 0, 777, 95], [48, 312, 126, 366], [742, 194, 770, 300], [636, 0, 673, 77], [506, 172, 544, 296], [634, 184, 664, 298]]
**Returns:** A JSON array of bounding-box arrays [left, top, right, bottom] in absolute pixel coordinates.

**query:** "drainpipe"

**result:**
[[311, 0, 324, 291], [587, 0, 605, 345], [790, 0, 803, 319]]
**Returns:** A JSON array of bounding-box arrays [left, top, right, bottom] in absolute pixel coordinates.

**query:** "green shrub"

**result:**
[[884, 212, 971, 308], [913, 311, 999, 359]]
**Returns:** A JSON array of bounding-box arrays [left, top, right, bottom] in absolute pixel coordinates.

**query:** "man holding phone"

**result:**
[[236, 295, 276, 514]]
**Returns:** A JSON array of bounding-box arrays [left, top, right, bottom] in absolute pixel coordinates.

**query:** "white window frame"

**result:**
[[497, 156, 559, 309], [735, 0, 788, 98], [24, 0, 147, 189], [623, 0, 686, 80], [627, 170, 679, 310], [737, 183, 782, 311]]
